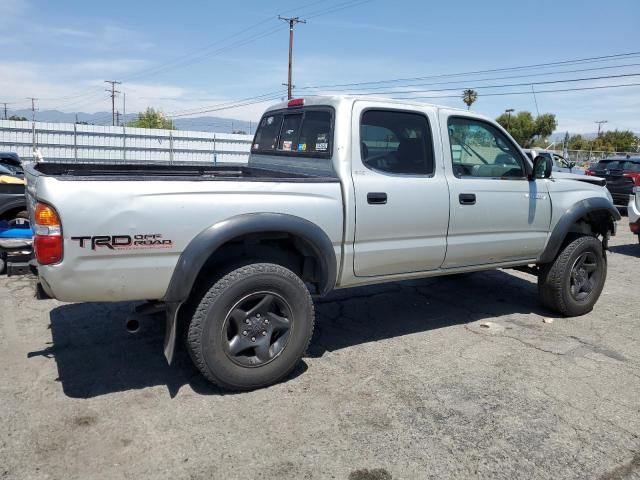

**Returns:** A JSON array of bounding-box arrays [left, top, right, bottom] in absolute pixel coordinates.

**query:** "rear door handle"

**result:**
[[367, 192, 387, 204], [459, 193, 476, 205]]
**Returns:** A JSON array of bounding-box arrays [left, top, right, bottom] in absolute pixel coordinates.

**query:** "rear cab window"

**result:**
[[252, 107, 333, 157]]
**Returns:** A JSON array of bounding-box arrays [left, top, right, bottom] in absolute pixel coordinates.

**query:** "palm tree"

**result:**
[[462, 89, 478, 110]]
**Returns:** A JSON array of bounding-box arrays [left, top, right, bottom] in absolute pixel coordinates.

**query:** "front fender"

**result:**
[[538, 197, 620, 264]]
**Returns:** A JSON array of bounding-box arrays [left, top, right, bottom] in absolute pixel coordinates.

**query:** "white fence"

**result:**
[[0, 120, 253, 164]]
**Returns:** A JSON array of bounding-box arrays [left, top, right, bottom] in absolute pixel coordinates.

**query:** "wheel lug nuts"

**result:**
[[264, 319, 269, 324], [245, 319, 250, 324], [262, 331, 267, 336], [256, 313, 261, 318], [242, 330, 247, 336], [251, 337, 256, 342]]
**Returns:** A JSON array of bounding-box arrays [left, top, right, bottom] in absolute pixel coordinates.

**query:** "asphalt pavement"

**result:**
[[1, 228, 639, 480]]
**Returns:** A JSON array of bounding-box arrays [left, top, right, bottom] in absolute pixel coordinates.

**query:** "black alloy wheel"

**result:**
[[223, 291, 293, 367]]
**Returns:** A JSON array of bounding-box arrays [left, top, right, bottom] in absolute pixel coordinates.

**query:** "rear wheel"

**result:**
[[538, 235, 606, 316], [186, 263, 314, 391]]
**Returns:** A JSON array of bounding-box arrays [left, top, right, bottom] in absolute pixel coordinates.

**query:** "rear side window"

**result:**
[[623, 161, 640, 173], [360, 109, 434, 175], [252, 108, 333, 157]]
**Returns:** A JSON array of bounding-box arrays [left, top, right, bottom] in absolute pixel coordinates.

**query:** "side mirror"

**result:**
[[531, 155, 553, 180]]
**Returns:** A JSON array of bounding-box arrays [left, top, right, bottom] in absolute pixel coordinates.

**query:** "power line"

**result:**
[[322, 72, 640, 97], [304, 0, 373, 19], [298, 51, 640, 90], [310, 61, 640, 93], [120, 0, 335, 83], [396, 82, 640, 101], [168, 93, 286, 118], [167, 90, 286, 117]]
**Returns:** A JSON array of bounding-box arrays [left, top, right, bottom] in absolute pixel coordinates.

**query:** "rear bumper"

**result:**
[[611, 192, 632, 207]]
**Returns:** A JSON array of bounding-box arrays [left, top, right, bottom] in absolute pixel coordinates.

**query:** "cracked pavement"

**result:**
[[1, 228, 639, 480]]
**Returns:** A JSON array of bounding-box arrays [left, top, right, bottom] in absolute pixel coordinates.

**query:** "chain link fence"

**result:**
[[0, 119, 253, 165], [550, 149, 638, 168]]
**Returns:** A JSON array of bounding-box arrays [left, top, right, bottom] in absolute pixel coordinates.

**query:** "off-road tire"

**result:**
[[538, 235, 606, 316], [186, 263, 314, 391]]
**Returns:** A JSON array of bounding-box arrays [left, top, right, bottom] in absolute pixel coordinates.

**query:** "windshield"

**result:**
[[0, 162, 23, 176], [595, 160, 640, 172], [251, 108, 333, 157]]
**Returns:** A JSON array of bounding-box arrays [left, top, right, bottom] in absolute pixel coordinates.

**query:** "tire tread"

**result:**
[[186, 263, 314, 390]]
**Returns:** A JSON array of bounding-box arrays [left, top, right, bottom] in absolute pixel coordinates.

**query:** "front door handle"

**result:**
[[367, 192, 387, 204], [459, 193, 476, 205]]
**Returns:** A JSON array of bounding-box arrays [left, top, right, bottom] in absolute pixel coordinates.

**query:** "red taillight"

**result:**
[[34, 235, 63, 264], [631, 222, 640, 234], [287, 98, 304, 108], [623, 173, 640, 186], [34, 202, 62, 265]]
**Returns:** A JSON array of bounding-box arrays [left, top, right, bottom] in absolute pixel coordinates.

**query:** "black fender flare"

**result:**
[[538, 197, 620, 264], [162, 213, 337, 363]]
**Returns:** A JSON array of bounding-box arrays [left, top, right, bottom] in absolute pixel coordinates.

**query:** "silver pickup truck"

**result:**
[[25, 96, 619, 390]]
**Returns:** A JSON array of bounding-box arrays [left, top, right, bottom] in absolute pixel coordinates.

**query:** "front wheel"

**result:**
[[538, 235, 607, 316], [186, 263, 315, 391]]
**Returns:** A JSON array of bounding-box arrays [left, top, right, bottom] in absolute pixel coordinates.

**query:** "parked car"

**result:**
[[628, 185, 640, 243], [0, 153, 27, 223], [586, 156, 640, 207], [0, 152, 24, 177], [25, 96, 619, 390], [522, 149, 585, 174]]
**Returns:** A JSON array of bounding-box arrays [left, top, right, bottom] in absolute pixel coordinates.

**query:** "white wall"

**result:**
[[0, 120, 253, 164]]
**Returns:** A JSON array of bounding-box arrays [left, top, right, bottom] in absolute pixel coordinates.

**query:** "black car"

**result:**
[[586, 156, 640, 207], [0, 153, 27, 222]]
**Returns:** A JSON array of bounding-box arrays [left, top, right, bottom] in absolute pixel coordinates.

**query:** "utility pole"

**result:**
[[105, 80, 122, 126], [505, 108, 514, 130], [595, 120, 608, 136], [27, 97, 38, 152], [116, 111, 121, 126], [2, 103, 7, 120], [278, 16, 306, 100]]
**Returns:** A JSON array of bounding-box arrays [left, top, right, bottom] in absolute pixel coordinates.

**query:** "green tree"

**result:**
[[495, 110, 557, 147], [8, 115, 27, 121], [568, 130, 638, 152], [593, 130, 638, 152], [128, 108, 176, 130], [462, 89, 478, 110]]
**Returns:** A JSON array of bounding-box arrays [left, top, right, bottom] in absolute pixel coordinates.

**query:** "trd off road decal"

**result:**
[[70, 234, 173, 250]]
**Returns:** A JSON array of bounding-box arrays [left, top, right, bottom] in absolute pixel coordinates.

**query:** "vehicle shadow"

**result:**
[[308, 269, 548, 357], [29, 269, 548, 398], [609, 243, 640, 258]]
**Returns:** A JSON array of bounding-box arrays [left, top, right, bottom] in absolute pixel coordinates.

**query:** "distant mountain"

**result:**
[[5, 109, 256, 134]]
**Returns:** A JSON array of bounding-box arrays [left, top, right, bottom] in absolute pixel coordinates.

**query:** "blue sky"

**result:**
[[1, 0, 639, 133]]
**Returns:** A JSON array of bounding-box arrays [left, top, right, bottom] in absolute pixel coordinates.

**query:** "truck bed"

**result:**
[[31, 162, 338, 182], [26, 161, 344, 302]]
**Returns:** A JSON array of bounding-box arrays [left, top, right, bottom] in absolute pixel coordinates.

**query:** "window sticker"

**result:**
[[317, 133, 327, 142], [316, 142, 328, 151], [252, 143, 259, 150], [266, 116, 275, 125], [282, 141, 292, 151], [298, 143, 307, 151]]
